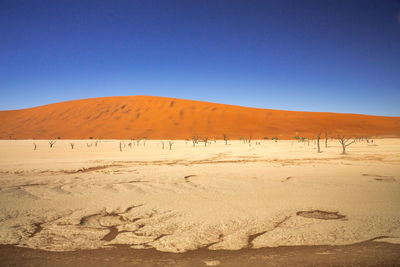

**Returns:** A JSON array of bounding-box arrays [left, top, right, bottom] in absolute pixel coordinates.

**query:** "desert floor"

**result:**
[[0, 139, 399, 265]]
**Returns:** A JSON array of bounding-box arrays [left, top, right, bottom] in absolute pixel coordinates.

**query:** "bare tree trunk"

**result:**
[[203, 138, 208, 146], [337, 136, 355, 154], [169, 141, 174, 150], [317, 133, 321, 153], [325, 132, 328, 148], [49, 140, 56, 148], [192, 136, 198, 147], [33, 143, 37, 150]]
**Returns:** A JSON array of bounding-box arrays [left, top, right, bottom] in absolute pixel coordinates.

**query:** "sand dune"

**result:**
[[0, 95, 399, 140]]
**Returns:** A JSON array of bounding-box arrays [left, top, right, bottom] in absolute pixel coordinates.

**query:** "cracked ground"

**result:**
[[0, 139, 399, 253]]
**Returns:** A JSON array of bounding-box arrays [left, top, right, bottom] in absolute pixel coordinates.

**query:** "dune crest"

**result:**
[[0, 95, 399, 139]]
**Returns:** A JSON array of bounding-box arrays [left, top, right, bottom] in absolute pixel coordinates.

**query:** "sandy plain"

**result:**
[[0, 138, 399, 265]]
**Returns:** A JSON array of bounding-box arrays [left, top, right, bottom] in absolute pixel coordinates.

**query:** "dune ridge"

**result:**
[[0, 95, 399, 140]]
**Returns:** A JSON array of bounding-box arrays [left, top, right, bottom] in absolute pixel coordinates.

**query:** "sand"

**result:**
[[1, 241, 400, 266], [0, 138, 399, 257], [1, 95, 399, 140]]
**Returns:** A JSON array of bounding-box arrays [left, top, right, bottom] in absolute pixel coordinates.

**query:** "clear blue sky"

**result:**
[[1, 0, 399, 116]]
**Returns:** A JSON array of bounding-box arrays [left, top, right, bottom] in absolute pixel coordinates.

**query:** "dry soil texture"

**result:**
[[0, 138, 399, 260]]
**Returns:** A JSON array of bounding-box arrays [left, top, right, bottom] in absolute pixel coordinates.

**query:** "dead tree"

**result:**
[[192, 136, 198, 147], [119, 141, 122, 152], [169, 141, 174, 150], [70, 143, 75, 149], [223, 134, 228, 145], [49, 140, 56, 148], [86, 142, 92, 147], [325, 132, 328, 148], [337, 136, 356, 154], [317, 133, 321, 153], [161, 141, 165, 149], [203, 137, 208, 147], [33, 143, 37, 151]]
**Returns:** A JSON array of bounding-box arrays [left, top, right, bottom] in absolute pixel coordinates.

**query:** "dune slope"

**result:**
[[0, 95, 399, 139]]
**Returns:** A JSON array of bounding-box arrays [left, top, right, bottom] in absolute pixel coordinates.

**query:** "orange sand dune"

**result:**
[[0, 95, 399, 140]]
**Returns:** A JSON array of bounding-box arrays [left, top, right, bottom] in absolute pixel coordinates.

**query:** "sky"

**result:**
[[0, 0, 400, 116]]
